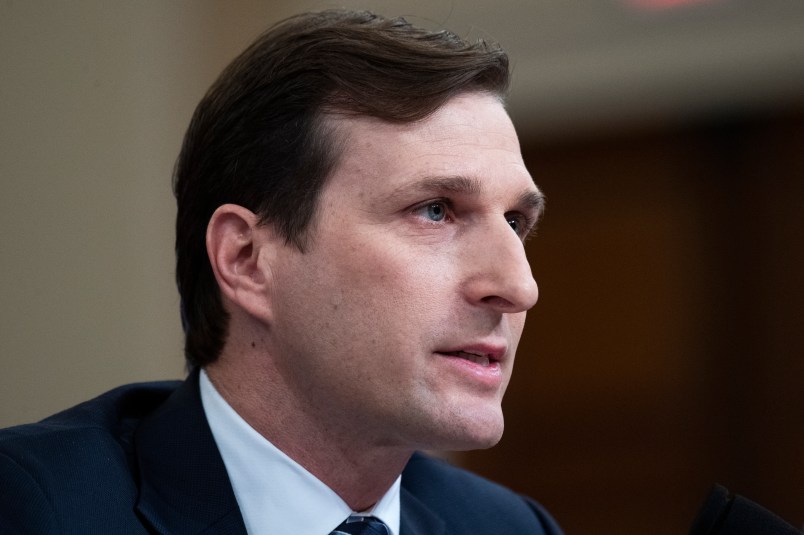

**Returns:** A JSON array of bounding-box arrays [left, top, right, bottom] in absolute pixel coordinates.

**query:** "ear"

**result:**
[[206, 204, 277, 324]]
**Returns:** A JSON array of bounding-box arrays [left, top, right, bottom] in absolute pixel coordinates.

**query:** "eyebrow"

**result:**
[[519, 188, 547, 241], [519, 189, 546, 220], [389, 175, 482, 198]]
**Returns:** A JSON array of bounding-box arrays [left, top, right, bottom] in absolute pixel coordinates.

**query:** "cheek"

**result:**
[[335, 257, 445, 344], [279, 228, 461, 353], [331, 234, 449, 300], [503, 313, 528, 369], [509, 312, 528, 338]]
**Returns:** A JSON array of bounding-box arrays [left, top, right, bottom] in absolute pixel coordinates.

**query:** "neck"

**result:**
[[204, 356, 412, 511]]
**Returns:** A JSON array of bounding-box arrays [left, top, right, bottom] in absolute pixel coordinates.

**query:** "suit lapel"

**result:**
[[133, 369, 247, 535], [399, 486, 446, 535], [132, 370, 449, 535]]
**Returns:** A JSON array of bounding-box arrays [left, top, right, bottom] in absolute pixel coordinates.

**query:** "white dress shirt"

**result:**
[[199, 370, 401, 534]]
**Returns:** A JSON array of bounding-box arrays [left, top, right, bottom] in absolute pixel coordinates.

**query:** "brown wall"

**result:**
[[459, 107, 804, 534]]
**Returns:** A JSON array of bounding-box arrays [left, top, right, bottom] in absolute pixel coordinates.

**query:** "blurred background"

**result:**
[[1, 1, 802, 533]]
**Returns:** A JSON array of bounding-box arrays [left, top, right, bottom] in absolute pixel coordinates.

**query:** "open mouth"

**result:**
[[440, 350, 492, 367]]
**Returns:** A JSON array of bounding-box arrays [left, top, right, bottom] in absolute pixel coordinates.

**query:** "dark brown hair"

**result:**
[[174, 9, 510, 368]]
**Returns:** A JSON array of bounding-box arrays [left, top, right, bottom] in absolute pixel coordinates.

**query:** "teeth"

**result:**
[[474, 355, 491, 367], [455, 351, 490, 367]]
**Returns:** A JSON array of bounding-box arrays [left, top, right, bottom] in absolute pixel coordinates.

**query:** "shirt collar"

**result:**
[[199, 369, 401, 535]]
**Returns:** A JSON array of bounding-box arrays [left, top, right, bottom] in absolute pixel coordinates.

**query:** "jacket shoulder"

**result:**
[[0, 380, 181, 534], [402, 452, 563, 535], [0, 381, 181, 471]]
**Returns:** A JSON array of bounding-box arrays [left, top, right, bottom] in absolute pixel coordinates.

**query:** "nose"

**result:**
[[462, 220, 539, 314]]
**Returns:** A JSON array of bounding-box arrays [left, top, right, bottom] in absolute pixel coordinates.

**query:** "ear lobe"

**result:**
[[206, 204, 275, 323]]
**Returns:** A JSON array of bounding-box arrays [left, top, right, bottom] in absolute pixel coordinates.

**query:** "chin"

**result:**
[[454, 428, 504, 451], [426, 414, 505, 452]]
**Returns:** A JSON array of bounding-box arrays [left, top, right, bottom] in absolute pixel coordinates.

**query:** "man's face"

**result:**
[[268, 92, 541, 453]]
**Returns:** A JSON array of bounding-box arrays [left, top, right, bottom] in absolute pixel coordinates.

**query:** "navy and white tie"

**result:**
[[330, 514, 391, 535]]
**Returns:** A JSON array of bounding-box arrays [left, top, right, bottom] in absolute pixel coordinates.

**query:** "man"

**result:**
[[0, 10, 561, 534]]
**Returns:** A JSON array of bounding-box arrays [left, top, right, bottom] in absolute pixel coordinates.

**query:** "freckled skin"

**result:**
[[266, 92, 541, 453]]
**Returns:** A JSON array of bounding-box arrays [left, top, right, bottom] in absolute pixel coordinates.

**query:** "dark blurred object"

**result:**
[[690, 485, 802, 535]]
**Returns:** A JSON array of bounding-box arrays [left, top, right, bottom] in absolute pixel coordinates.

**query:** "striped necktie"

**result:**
[[330, 514, 391, 535]]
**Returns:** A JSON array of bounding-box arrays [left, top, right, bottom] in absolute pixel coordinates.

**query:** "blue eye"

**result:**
[[425, 202, 447, 222], [507, 213, 533, 239]]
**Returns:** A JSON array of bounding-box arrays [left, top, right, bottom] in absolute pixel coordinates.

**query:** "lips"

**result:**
[[434, 343, 506, 387], [441, 350, 492, 367], [436, 343, 505, 367]]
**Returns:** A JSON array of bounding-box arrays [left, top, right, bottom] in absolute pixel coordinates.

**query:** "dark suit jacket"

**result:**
[[0, 371, 562, 534]]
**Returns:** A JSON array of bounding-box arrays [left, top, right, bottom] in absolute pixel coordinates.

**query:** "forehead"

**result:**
[[325, 92, 535, 196]]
